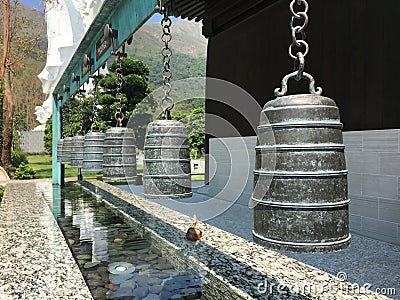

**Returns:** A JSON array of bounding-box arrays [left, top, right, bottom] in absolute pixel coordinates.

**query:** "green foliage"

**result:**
[[0, 186, 5, 204], [0, 185, 5, 203], [11, 150, 28, 168], [14, 162, 36, 180], [173, 105, 205, 158], [44, 117, 52, 154], [61, 56, 151, 137], [186, 107, 205, 158], [127, 48, 206, 90]]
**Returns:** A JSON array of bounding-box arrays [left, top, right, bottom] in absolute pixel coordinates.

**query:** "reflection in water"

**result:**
[[57, 183, 205, 300]]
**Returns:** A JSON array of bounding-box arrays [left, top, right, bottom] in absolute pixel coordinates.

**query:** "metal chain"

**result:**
[[114, 58, 124, 127], [91, 76, 100, 132], [69, 97, 73, 136], [289, 0, 309, 79], [274, 0, 322, 97], [78, 93, 84, 135], [160, 5, 174, 120], [61, 102, 65, 138]]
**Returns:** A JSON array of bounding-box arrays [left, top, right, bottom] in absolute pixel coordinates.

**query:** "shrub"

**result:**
[[0, 185, 5, 204], [11, 150, 28, 168], [14, 162, 36, 180]]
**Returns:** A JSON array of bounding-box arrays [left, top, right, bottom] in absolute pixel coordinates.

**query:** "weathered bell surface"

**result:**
[[253, 94, 350, 253], [143, 120, 192, 199], [61, 137, 73, 165], [103, 127, 136, 181], [56, 139, 64, 163], [70, 135, 85, 168], [83, 132, 105, 173]]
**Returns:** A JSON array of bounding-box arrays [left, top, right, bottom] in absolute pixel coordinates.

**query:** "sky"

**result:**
[[18, 0, 179, 24], [19, 0, 44, 11]]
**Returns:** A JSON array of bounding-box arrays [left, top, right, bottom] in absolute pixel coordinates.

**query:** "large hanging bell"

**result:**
[[83, 132, 105, 173], [143, 120, 192, 199], [252, 94, 350, 253], [56, 139, 64, 163], [70, 135, 85, 168], [103, 127, 136, 181], [61, 136, 73, 165]]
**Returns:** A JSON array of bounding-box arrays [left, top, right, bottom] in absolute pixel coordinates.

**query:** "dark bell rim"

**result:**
[[143, 192, 192, 198], [262, 103, 338, 112], [142, 174, 191, 179], [257, 121, 343, 129], [255, 144, 345, 151], [252, 231, 351, 247], [253, 170, 348, 177], [251, 197, 350, 208]]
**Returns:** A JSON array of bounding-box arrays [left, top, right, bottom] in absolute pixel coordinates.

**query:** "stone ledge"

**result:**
[[0, 182, 93, 300], [82, 180, 389, 300]]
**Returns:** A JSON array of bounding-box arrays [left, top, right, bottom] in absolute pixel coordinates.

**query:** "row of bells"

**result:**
[[56, 120, 192, 199], [57, 94, 350, 253]]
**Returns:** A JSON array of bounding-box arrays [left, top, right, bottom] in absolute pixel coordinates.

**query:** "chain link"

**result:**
[[115, 58, 124, 126], [289, 0, 309, 75], [274, 0, 322, 96], [160, 6, 174, 120], [61, 101, 65, 139], [68, 97, 73, 136], [91, 76, 100, 131], [77, 93, 84, 135]]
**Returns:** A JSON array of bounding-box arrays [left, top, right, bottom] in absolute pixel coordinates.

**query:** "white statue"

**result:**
[[36, 0, 103, 124]]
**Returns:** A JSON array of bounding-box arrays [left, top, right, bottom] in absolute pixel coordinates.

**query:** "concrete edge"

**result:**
[[81, 180, 390, 300]]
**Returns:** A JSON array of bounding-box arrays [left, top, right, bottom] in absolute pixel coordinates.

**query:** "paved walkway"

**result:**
[[0, 182, 92, 300]]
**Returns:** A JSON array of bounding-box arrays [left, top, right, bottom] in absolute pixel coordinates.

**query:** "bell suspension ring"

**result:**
[[274, 0, 322, 97]]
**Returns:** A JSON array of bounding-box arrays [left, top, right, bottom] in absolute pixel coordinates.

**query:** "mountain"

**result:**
[[4, 3, 207, 130], [127, 19, 208, 89]]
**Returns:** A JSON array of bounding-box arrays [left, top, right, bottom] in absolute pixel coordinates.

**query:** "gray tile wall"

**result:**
[[209, 137, 256, 206], [20, 130, 45, 153], [209, 129, 400, 245], [344, 130, 400, 245]]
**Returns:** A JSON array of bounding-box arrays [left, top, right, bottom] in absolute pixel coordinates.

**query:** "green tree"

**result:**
[[186, 107, 205, 158], [97, 56, 151, 128], [174, 106, 205, 158], [44, 117, 52, 154], [14, 162, 36, 179], [1, 1, 43, 166], [44, 56, 151, 149]]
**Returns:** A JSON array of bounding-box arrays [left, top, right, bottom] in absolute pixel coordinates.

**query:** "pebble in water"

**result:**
[[147, 277, 162, 285], [84, 261, 101, 269], [119, 279, 137, 289], [132, 285, 149, 298], [149, 284, 163, 294], [105, 283, 118, 291], [77, 254, 92, 260], [109, 273, 134, 285], [58, 184, 205, 300], [87, 279, 105, 287], [143, 294, 161, 300], [92, 287, 107, 299], [87, 273, 102, 280]]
